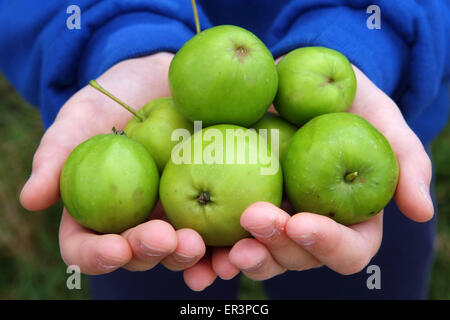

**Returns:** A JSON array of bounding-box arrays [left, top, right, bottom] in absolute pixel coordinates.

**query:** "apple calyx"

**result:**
[[197, 191, 211, 205], [344, 171, 359, 182], [324, 76, 335, 85], [89, 80, 145, 122]]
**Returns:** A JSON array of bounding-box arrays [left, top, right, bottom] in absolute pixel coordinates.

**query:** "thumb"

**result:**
[[20, 107, 96, 211], [349, 66, 434, 222]]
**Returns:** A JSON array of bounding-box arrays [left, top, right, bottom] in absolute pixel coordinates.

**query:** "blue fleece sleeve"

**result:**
[[268, 0, 450, 143], [0, 0, 210, 128], [0, 0, 448, 142]]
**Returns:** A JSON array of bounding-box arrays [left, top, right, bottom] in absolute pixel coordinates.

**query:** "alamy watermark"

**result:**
[[366, 264, 381, 290], [366, 5, 381, 29], [66, 5, 81, 30], [64, 263, 382, 291], [170, 121, 280, 176], [66, 265, 81, 290]]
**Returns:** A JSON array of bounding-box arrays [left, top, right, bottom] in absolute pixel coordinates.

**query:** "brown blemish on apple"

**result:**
[[133, 188, 144, 201], [234, 44, 251, 62], [328, 212, 335, 217]]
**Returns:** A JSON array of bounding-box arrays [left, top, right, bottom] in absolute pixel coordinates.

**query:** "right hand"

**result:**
[[20, 53, 207, 275]]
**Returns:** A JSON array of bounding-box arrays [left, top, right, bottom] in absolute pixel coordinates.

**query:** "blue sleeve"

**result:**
[[0, 0, 210, 128], [268, 0, 450, 144], [1, 0, 448, 143]]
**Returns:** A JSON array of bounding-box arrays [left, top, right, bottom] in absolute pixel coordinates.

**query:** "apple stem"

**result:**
[[345, 171, 358, 182], [190, 0, 201, 34], [197, 191, 210, 205], [89, 80, 145, 122]]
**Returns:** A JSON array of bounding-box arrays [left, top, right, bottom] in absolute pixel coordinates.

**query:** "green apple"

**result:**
[[251, 112, 298, 163], [125, 98, 194, 172], [283, 113, 399, 225], [89, 81, 193, 172], [60, 130, 160, 233], [160, 124, 283, 246], [274, 47, 357, 126], [168, 25, 278, 127]]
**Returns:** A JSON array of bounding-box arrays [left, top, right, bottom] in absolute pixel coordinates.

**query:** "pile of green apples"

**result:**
[[60, 25, 399, 247]]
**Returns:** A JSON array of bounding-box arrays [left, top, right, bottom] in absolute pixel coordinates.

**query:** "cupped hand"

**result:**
[[184, 65, 434, 287], [20, 53, 206, 275]]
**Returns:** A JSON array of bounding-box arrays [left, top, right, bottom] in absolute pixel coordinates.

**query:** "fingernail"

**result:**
[[96, 256, 120, 270], [293, 233, 316, 247], [420, 182, 434, 212], [172, 252, 196, 263], [20, 173, 34, 198], [246, 216, 278, 239], [248, 224, 277, 239], [139, 241, 166, 257], [241, 260, 264, 273], [420, 183, 433, 206]]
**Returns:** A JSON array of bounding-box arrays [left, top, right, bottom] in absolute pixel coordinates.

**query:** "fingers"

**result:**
[[225, 202, 322, 281], [234, 203, 381, 277], [286, 211, 383, 275], [229, 238, 286, 281], [60, 207, 206, 275], [240, 202, 321, 271], [183, 256, 217, 292], [59, 210, 132, 275], [394, 146, 433, 222], [161, 229, 206, 271], [123, 222, 206, 272], [121, 220, 178, 271], [349, 66, 433, 222], [211, 248, 240, 280]]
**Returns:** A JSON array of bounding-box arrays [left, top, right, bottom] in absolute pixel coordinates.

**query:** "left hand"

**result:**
[[182, 65, 434, 290], [20, 53, 208, 277]]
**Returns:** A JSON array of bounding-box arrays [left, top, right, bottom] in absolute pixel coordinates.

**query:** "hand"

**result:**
[[20, 53, 207, 275], [183, 65, 434, 286]]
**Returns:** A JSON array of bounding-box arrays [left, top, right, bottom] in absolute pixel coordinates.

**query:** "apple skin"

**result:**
[[60, 133, 160, 234], [160, 124, 283, 246], [169, 25, 278, 127], [251, 112, 298, 163], [274, 47, 357, 126], [125, 97, 194, 173], [283, 113, 399, 225]]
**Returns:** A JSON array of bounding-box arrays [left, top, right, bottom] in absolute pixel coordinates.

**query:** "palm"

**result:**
[[21, 53, 209, 276]]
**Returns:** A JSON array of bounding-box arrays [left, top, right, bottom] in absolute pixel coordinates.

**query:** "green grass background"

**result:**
[[0, 74, 448, 300]]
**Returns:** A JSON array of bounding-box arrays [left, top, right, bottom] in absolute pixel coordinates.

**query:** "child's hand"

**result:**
[[20, 53, 207, 275], [183, 65, 434, 286]]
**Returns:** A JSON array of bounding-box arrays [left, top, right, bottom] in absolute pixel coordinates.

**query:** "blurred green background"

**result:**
[[0, 74, 448, 300]]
